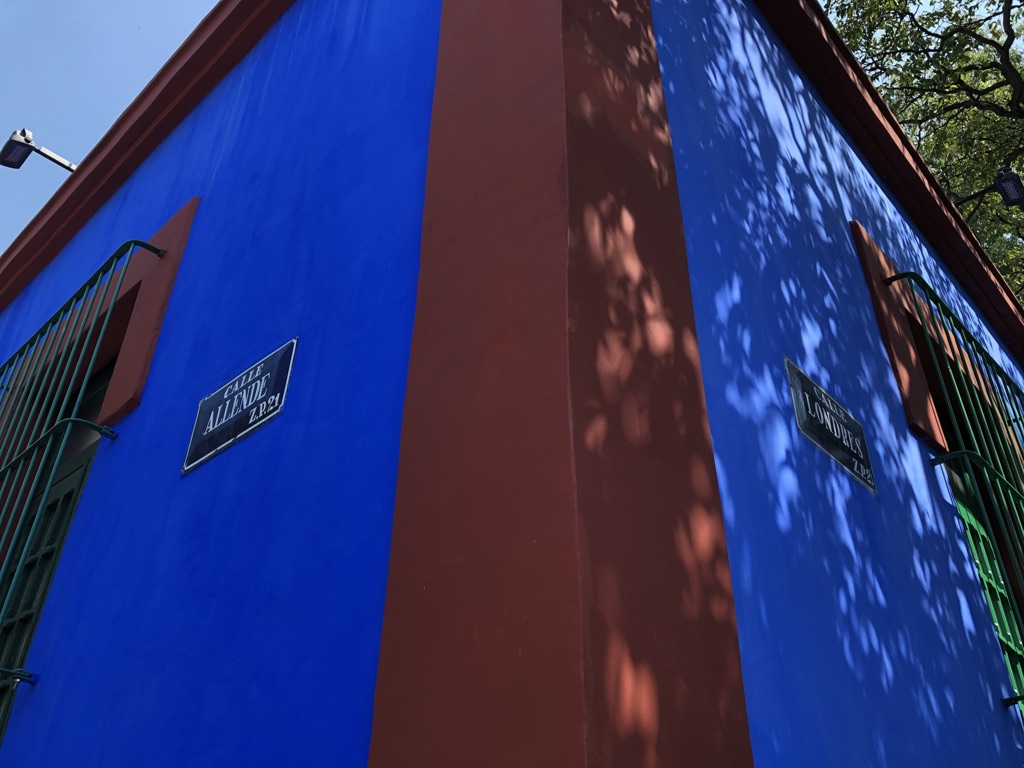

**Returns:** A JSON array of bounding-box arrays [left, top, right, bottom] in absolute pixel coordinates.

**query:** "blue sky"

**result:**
[[0, 0, 219, 253]]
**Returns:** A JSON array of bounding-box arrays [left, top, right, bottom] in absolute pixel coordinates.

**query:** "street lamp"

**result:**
[[992, 168, 1024, 207], [0, 129, 77, 173], [954, 167, 1024, 210]]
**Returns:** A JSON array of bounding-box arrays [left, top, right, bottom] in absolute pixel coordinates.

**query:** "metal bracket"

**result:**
[[0, 667, 35, 685], [1003, 693, 1024, 707], [56, 418, 117, 441], [0, 418, 117, 478]]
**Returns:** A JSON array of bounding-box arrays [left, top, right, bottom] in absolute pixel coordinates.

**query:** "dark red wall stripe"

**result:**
[[562, 0, 753, 764], [370, 1, 753, 765], [100, 198, 200, 425], [367, 1, 587, 765]]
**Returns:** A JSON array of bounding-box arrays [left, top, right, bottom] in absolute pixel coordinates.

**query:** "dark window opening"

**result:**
[[0, 199, 196, 743], [909, 316, 1024, 694], [0, 364, 112, 733], [852, 220, 1024, 704]]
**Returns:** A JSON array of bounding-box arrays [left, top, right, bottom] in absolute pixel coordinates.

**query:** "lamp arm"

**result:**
[[33, 145, 77, 173], [953, 184, 995, 207]]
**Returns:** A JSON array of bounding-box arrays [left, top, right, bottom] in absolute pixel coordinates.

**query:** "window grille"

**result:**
[[889, 271, 1024, 706], [0, 240, 162, 734]]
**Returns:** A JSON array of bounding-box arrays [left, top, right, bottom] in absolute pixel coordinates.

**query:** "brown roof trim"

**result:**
[[753, 0, 1024, 366], [6, 0, 1022, 367], [0, 0, 297, 311]]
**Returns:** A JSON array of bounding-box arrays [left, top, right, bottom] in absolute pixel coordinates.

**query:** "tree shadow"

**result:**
[[565, 0, 752, 765], [643, 0, 1024, 765]]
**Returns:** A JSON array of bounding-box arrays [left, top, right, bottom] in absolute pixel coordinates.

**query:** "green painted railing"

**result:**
[[0, 240, 162, 735], [889, 271, 1024, 705]]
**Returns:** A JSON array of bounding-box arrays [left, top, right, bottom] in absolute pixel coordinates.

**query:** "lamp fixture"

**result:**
[[954, 167, 1024, 210], [0, 129, 77, 173], [992, 168, 1024, 207]]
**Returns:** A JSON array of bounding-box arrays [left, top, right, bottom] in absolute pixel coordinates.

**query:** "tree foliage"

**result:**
[[824, 0, 1024, 298]]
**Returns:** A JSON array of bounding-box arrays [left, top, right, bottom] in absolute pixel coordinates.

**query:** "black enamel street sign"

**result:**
[[785, 358, 876, 493], [183, 339, 297, 473]]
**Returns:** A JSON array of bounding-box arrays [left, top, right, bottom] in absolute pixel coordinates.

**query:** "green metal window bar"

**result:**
[[0, 240, 162, 735], [887, 270, 1024, 709]]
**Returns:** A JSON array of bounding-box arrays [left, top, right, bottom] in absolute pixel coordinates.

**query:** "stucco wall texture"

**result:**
[[0, 0, 1021, 766]]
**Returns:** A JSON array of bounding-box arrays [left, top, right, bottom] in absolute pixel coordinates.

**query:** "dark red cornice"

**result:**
[[0, 0, 297, 311], [753, 0, 1024, 366]]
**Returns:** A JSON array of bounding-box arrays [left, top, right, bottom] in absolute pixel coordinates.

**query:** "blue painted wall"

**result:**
[[651, 0, 1024, 765], [0, 1, 441, 765]]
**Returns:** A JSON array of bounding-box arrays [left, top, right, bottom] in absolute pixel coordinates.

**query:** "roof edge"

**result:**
[[4, 0, 1022, 366], [753, 0, 1024, 366], [0, 0, 298, 310]]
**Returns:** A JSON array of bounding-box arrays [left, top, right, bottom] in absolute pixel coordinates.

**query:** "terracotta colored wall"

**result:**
[[367, 1, 587, 766], [562, 1, 753, 765], [370, 1, 752, 765], [849, 221, 947, 451]]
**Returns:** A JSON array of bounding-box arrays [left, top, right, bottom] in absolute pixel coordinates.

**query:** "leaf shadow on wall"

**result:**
[[565, 0, 752, 766], [650, 0, 1024, 766]]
